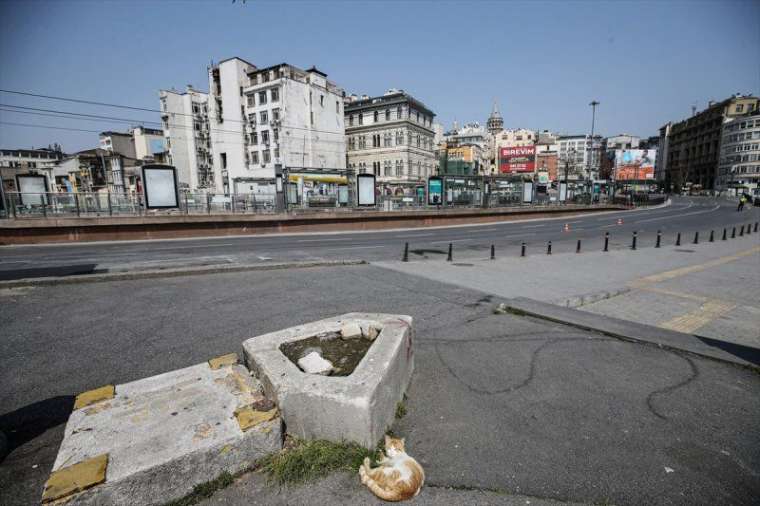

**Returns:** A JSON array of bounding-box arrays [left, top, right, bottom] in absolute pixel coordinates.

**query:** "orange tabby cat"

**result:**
[[359, 435, 425, 502]]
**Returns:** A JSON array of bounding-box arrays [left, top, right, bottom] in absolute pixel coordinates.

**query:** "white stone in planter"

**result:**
[[340, 321, 363, 339], [243, 313, 414, 449], [297, 351, 334, 375]]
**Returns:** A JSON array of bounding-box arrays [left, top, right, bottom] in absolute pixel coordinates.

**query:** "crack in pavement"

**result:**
[[433, 336, 610, 395], [645, 351, 700, 421]]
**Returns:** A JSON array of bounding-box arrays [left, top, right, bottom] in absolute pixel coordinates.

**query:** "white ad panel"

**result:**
[[143, 166, 178, 208], [17, 175, 48, 205], [559, 182, 568, 202], [522, 182, 533, 203], [357, 174, 376, 206]]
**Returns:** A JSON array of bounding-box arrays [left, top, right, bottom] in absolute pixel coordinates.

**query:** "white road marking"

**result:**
[[431, 239, 472, 244], [633, 205, 720, 224], [521, 224, 547, 228], [394, 233, 434, 238], [332, 245, 387, 250], [151, 243, 236, 251], [296, 238, 353, 242]]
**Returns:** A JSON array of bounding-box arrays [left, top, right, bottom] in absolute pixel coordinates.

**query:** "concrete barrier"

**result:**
[[0, 204, 622, 244]]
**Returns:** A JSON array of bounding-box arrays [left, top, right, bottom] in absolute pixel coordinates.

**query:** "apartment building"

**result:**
[[242, 63, 346, 193], [557, 134, 602, 181], [160, 86, 212, 190], [0, 147, 64, 193], [659, 94, 759, 191], [717, 112, 760, 195], [345, 90, 436, 192]]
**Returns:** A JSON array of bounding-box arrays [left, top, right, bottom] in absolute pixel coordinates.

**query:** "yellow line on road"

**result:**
[[629, 246, 760, 287]]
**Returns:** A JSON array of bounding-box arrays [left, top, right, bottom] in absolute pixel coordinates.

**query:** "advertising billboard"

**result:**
[[500, 146, 536, 173], [142, 165, 179, 209], [427, 176, 443, 205], [357, 173, 376, 206], [614, 149, 656, 181], [16, 175, 49, 206]]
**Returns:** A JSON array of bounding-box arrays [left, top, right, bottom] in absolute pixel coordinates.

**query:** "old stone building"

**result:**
[[344, 90, 436, 194]]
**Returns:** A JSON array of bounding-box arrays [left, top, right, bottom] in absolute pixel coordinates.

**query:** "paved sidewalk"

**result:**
[[376, 234, 760, 345]]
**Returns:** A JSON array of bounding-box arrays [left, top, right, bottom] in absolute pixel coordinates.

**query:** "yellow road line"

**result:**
[[659, 300, 737, 334], [637, 285, 709, 302], [630, 246, 760, 287]]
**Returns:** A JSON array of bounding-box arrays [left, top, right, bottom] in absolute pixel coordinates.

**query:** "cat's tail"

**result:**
[[358, 457, 370, 484], [361, 472, 405, 502]]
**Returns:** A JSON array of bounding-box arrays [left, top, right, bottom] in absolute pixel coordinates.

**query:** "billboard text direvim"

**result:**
[[500, 146, 536, 173]]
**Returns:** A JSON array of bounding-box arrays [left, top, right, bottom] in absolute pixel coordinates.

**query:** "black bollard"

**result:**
[[740, 225, 744, 237], [755, 222, 758, 233], [732, 227, 736, 238], [576, 239, 581, 253], [632, 231, 637, 250], [521, 242, 526, 257], [693, 231, 699, 244], [676, 232, 681, 246], [447, 243, 453, 261], [747, 223, 752, 235], [402, 242, 409, 262], [655, 230, 661, 248], [603, 232, 609, 252], [722, 228, 727, 241], [547, 241, 552, 255], [490, 244, 495, 260], [709, 230, 714, 242]]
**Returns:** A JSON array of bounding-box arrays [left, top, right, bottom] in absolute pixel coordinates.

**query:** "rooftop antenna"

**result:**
[[691, 102, 698, 116]]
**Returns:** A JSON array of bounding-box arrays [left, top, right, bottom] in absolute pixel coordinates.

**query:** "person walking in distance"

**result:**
[[737, 195, 746, 212]]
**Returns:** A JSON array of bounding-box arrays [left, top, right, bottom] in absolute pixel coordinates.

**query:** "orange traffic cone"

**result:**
[[563, 223, 570, 232], [617, 218, 623, 225]]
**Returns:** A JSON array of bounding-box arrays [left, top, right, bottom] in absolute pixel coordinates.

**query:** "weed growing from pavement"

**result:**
[[163, 470, 238, 506], [259, 438, 381, 485]]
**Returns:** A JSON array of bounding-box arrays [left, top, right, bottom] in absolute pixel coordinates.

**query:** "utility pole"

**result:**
[[587, 100, 600, 200]]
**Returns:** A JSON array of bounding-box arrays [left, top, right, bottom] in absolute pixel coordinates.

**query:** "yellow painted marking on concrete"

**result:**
[[73, 385, 115, 410], [659, 300, 737, 334], [41, 454, 108, 503], [208, 352, 238, 370], [234, 407, 278, 432], [630, 246, 760, 288]]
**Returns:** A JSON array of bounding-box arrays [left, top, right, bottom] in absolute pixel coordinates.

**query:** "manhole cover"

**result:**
[[674, 249, 696, 253]]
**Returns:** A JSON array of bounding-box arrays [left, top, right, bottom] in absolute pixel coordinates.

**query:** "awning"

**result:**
[[288, 174, 347, 184]]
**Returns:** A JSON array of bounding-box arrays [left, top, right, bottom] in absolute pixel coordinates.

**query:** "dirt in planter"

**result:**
[[279, 332, 373, 377]]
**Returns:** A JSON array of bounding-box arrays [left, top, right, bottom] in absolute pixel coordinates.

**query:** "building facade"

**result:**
[[345, 90, 435, 193], [0, 148, 64, 193], [605, 134, 640, 150], [659, 94, 759, 192], [160, 86, 212, 190], [557, 135, 602, 181], [717, 112, 760, 195]]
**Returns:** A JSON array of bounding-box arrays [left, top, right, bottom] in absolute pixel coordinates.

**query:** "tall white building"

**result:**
[[160, 86, 212, 190], [557, 134, 603, 181], [717, 113, 760, 194]]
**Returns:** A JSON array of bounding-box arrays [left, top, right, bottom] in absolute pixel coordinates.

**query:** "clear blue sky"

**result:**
[[1, 0, 758, 152]]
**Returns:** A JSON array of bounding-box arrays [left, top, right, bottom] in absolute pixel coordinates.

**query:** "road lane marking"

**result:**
[[659, 300, 736, 334], [394, 233, 434, 238], [332, 245, 387, 250], [629, 246, 760, 287], [296, 238, 353, 242], [150, 243, 236, 251], [522, 224, 547, 228], [431, 239, 472, 244], [633, 205, 720, 224]]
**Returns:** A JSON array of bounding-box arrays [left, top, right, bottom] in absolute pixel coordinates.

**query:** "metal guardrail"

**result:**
[[0, 191, 635, 220]]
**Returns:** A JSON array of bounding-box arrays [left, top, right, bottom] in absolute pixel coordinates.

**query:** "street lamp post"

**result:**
[[588, 100, 600, 201]]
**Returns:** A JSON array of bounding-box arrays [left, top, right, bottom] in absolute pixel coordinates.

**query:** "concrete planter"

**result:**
[[243, 313, 414, 448]]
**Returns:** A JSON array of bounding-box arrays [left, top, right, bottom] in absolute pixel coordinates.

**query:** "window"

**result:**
[[397, 106, 402, 119], [263, 149, 271, 163], [336, 101, 340, 113], [247, 96, 254, 107], [395, 160, 402, 177], [271, 88, 279, 102], [261, 130, 270, 144], [396, 131, 403, 145], [194, 122, 200, 131], [251, 131, 258, 145], [416, 134, 420, 147], [272, 108, 280, 122], [251, 151, 259, 164], [274, 147, 280, 159], [258, 91, 267, 105], [349, 115, 354, 126], [416, 111, 419, 122], [374, 111, 379, 122], [736, 104, 744, 113], [260, 111, 268, 124], [385, 109, 390, 121], [319, 95, 324, 107], [349, 137, 355, 151], [273, 129, 279, 142], [192, 104, 199, 114], [384, 161, 391, 176], [359, 113, 363, 125]]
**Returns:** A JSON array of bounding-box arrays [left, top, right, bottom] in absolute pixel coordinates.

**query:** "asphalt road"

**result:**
[[1, 265, 758, 505], [0, 196, 758, 280]]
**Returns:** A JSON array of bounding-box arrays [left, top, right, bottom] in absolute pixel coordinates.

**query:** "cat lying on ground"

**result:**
[[359, 435, 424, 502]]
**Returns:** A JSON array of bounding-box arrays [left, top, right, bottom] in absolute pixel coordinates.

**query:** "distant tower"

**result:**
[[487, 100, 504, 134]]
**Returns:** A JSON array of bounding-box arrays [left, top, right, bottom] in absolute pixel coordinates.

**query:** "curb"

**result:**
[[503, 297, 759, 371], [0, 259, 368, 288], [553, 287, 631, 308]]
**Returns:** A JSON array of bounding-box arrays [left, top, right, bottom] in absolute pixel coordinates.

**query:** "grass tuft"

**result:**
[[259, 438, 378, 485], [395, 401, 407, 419], [163, 470, 237, 506]]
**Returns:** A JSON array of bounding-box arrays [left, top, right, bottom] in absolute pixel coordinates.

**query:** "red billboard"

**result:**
[[500, 146, 536, 173], [615, 164, 654, 181]]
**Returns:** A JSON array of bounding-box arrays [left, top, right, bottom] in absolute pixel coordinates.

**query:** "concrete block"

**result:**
[[46, 362, 281, 505], [340, 321, 363, 339], [297, 351, 334, 375], [243, 313, 414, 448]]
